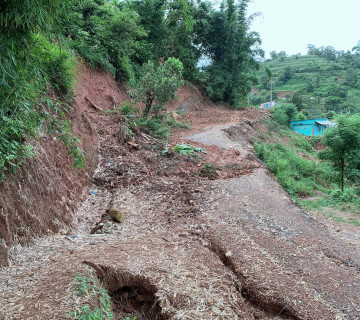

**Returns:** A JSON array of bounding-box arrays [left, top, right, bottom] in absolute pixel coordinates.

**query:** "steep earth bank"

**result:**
[[0, 64, 127, 251]]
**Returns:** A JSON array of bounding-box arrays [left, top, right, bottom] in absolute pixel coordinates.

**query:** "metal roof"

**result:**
[[315, 120, 336, 127]]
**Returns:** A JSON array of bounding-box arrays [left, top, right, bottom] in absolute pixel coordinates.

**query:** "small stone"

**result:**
[[107, 208, 125, 223], [225, 251, 232, 257], [61, 196, 67, 206]]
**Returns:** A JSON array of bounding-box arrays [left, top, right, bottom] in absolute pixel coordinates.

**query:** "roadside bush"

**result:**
[[197, 163, 218, 179], [0, 2, 84, 180], [136, 116, 169, 139], [271, 108, 288, 126], [293, 135, 313, 152], [254, 142, 334, 196]]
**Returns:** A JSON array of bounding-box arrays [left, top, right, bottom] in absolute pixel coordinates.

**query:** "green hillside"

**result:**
[[252, 48, 360, 119]]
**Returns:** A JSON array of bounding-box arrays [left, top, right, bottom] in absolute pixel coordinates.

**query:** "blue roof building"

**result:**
[[290, 119, 335, 136], [259, 101, 280, 109]]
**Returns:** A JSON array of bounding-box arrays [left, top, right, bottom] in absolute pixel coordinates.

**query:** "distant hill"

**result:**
[[251, 48, 360, 119]]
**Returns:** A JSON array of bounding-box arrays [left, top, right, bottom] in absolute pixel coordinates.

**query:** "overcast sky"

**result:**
[[246, 0, 360, 58]]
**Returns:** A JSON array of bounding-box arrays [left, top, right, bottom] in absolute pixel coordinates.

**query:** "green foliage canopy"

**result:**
[[320, 114, 360, 191], [197, 0, 263, 107], [62, 0, 146, 82], [131, 58, 184, 118], [0, 0, 83, 179]]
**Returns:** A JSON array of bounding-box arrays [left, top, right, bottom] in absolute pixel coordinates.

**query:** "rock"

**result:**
[[60, 196, 67, 206], [107, 208, 125, 223], [225, 251, 232, 257], [0, 242, 9, 267]]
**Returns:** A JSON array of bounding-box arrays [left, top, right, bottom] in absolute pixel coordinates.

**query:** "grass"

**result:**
[[68, 275, 113, 320], [254, 139, 334, 197], [300, 198, 360, 227], [253, 120, 360, 225]]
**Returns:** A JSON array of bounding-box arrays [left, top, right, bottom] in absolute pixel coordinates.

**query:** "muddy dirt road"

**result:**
[[0, 102, 359, 320]]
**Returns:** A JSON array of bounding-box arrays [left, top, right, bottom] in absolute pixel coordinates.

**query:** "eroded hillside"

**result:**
[[1, 67, 360, 320]]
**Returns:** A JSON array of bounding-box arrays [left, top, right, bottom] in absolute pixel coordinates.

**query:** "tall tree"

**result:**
[[132, 0, 200, 80], [320, 115, 360, 192], [198, 0, 263, 107]]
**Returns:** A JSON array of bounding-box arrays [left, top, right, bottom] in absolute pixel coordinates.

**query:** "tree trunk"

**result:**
[[142, 96, 153, 119], [341, 158, 345, 192]]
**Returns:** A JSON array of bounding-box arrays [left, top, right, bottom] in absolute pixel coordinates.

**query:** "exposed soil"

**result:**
[[0, 72, 359, 320], [0, 63, 127, 247]]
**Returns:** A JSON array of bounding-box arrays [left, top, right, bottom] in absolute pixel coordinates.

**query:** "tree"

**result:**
[[272, 108, 288, 126], [131, 58, 184, 118], [62, 0, 146, 81], [344, 68, 358, 88], [279, 66, 293, 83], [132, 0, 199, 81], [283, 103, 297, 122], [320, 115, 360, 191], [322, 46, 337, 61], [196, 0, 263, 107], [295, 111, 307, 121], [352, 40, 360, 54], [292, 92, 303, 109], [270, 51, 277, 60]]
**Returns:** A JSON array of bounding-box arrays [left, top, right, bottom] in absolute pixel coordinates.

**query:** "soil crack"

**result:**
[[203, 236, 301, 320]]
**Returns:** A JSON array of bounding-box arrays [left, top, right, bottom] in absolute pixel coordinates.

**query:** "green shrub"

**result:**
[[197, 163, 218, 179], [0, 42, 83, 180], [33, 37, 76, 96], [69, 275, 113, 320], [254, 142, 334, 197], [272, 108, 288, 126], [136, 117, 169, 139], [132, 114, 190, 141], [293, 135, 313, 152]]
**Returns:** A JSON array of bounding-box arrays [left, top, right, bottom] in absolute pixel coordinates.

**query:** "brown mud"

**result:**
[[0, 67, 359, 320]]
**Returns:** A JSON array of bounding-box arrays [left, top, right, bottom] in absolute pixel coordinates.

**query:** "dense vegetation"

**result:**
[[0, 0, 262, 179], [254, 117, 360, 225], [252, 46, 360, 120], [0, 1, 83, 179], [254, 122, 335, 197]]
